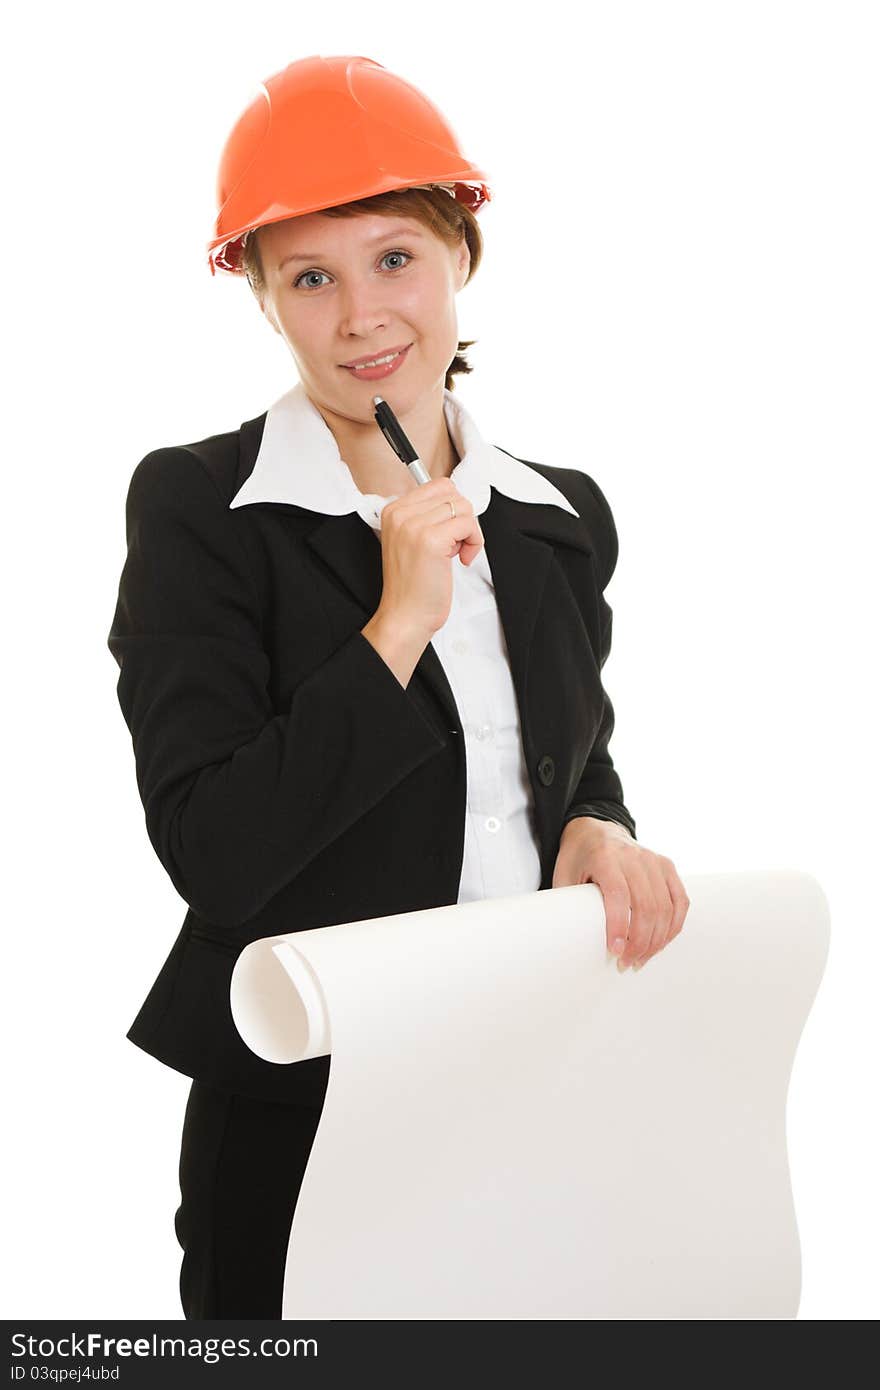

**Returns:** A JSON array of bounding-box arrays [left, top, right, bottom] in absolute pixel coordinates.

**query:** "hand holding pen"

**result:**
[[372, 395, 485, 567], [364, 395, 485, 655]]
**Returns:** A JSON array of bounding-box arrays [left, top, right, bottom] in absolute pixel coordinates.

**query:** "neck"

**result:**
[[311, 384, 460, 495]]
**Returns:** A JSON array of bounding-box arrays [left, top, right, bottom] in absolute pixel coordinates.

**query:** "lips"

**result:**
[[341, 342, 412, 369], [340, 343, 412, 381]]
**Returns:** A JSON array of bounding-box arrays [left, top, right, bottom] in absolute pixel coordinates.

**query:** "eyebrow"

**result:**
[[277, 226, 426, 272]]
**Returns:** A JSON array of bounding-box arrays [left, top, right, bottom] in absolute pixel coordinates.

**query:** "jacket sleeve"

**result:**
[[562, 472, 638, 841], [107, 446, 448, 928]]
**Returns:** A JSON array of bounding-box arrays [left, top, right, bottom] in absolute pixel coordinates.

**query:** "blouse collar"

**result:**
[[229, 381, 579, 530]]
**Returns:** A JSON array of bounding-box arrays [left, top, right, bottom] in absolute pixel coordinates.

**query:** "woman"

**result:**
[[108, 54, 689, 1319]]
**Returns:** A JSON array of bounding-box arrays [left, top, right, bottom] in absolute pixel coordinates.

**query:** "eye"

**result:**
[[293, 248, 414, 291], [379, 249, 413, 272]]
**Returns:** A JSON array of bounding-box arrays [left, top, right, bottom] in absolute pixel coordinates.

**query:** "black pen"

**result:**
[[372, 395, 432, 485]]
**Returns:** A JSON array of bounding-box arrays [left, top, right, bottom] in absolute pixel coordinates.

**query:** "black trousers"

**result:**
[[175, 1079, 324, 1318]]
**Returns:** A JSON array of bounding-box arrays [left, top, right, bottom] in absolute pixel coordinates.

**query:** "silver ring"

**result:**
[[447, 499, 456, 519]]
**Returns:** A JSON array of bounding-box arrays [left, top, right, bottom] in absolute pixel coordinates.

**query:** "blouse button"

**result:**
[[485, 817, 501, 833], [452, 638, 469, 655], [474, 723, 493, 741]]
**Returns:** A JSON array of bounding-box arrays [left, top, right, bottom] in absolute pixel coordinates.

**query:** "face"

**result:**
[[255, 211, 470, 421]]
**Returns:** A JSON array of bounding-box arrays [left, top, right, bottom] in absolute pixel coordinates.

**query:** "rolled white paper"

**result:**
[[230, 869, 829, 1319]]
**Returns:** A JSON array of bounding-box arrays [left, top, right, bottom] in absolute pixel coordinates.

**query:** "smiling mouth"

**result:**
[[341, 344, 412, 370]]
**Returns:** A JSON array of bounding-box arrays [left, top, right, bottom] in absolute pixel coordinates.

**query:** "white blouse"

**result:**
[[230, 381, 582, 904]]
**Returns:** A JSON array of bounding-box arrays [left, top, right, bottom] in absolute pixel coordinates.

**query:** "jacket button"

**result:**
[[537, 755, 555, 786]]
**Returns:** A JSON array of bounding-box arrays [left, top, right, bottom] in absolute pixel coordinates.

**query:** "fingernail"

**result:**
[[616, 957, 628, 972], [611, 938, 626, 955], [632, 961, 643, 971]]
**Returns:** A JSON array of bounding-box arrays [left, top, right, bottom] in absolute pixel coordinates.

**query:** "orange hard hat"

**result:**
[[207, 54, 493, 276]]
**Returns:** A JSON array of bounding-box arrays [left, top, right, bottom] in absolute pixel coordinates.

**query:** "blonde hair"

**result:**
[[241, 185, 483, 391]]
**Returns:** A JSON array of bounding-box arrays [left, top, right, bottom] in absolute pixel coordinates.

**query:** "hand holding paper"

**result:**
[[553, 816, 690, 970]]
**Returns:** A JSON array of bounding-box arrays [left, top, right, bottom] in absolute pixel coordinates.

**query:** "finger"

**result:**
[[432, 507, 483, 562], [382, 478, 467, 520], [665, 865, 690, 943], [392, 503, 481, 563], [420, 496, 476, 540], [634, 860, 690, 969], [384, 483, 483, 559], [385, 496, 474, 528], [458, 525, 486, 565], [618, 860, 659, 967], [594, 873, 630, 960], [631, 860, 675, 968]]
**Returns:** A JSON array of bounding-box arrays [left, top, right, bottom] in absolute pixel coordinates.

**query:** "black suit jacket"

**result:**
[[107, 408, 637, 1105]]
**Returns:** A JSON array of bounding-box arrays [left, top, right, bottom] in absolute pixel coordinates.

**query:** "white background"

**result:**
[[2, 0, 877, 1320]]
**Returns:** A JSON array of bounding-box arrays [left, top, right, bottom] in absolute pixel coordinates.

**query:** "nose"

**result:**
[[337, 280, 390, 341]]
